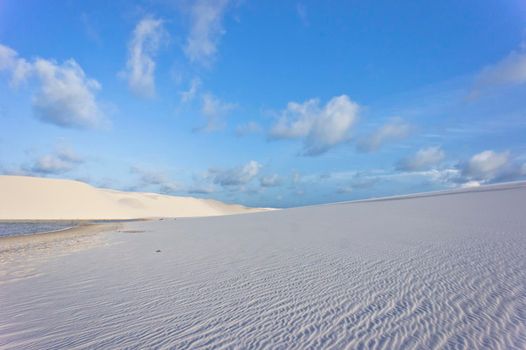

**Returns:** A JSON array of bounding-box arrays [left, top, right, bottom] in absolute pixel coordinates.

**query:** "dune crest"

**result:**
[[0, 175, 263, 220]]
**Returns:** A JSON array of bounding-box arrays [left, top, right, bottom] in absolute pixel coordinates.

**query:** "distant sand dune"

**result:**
[[0, 175, 264, 220], [1, 182, 525, 348]]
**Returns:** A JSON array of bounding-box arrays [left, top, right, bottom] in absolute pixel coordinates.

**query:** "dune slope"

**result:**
[[1, 182, 526, 349], [0, 175, 262, 219]]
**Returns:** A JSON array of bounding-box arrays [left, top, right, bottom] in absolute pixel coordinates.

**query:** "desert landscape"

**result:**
[[1, 178, 525, 349], [2, 1, 526, 349]]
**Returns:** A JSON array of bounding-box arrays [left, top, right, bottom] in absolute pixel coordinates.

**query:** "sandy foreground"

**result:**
[[1, 183, 526, 349], [0, 175, 264, 220]]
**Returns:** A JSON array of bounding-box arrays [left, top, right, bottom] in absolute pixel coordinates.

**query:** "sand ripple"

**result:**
[[1, 184, 526, 349]]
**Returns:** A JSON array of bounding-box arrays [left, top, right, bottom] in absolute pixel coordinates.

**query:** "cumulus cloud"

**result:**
[[123, 17, 165, 98], [28, 146, 84, 175], [0, 44, 105, 129], [357, 118, 412, 153], [207, 160, 261, 187], [471, 48, 526, 96], [397, 146, 445, 171], [196, 93, 236, 132], [405, 150, 526, 188], [0, 44, 31, 87], [269, 95, 360, 156], [260, 174, 282, 187], [236, 121, 262, 137], [184, 0, 230, 65], [31, 59, 104, 128], [461, 150, 510, 181]]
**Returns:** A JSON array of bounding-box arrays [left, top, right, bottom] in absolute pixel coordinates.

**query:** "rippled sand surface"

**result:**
[[1, 184, 525, 349]]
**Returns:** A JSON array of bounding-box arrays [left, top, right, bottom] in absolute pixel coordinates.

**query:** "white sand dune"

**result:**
[[1, 182, 526, 349], [0, 175, 264, 220]]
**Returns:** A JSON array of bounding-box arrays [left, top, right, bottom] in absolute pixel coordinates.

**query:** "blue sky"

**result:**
[[1, 0, 526, 208]]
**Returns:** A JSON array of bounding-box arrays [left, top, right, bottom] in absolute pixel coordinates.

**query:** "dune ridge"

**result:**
[[0, 175, 263, 220]]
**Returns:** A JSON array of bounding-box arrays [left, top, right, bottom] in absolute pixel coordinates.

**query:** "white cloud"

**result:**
[[357, 118, 412, 153], [236, 121, 262, 137], [196, 93, 236, 132], [461, 180, 481, 188], [29, 146, 84, 175], [180, 77, 201, 103], [397, 146, 445, 171], [461, 150, 510, 181], [419, 150, 525, 187], [184, 0, 230, 65], [0, 44, 105, 129], [471, 48, 526, 96], [123, 17, 165, 98], [32, 58, 104, 128], [31, 156, 74, 174], [0, 44, 31, 87], [0, 44, 17, 70], [208, 160, 261, 187], [260, 174, 282, 187], [269, 95, 360, 156]]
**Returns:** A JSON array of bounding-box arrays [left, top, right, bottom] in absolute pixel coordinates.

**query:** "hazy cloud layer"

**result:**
[[357, 118, 412, 153], [187, 185, 215, 194], [236, 121, 262, 137], [336, 186, 353, 194], [28, 147, 84, 175], [0, 44, 105, 129], [184, 0, 230, 65], [196, 93, 236, 132], [296, 3, 309, 26], [123, 17, 165, 98], [207, 160, 261, 187], [270, 95, 360, 156], [130, 166, 179, 193], [471, 48, 526, 96], [180, 77, 201, 103], [397, 146, 445, 171], [260, 174, 282, 187]]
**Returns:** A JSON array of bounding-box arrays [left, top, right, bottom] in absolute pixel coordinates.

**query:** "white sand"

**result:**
[[0, 175, 264, 220], [1, 182, 526, 349]]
